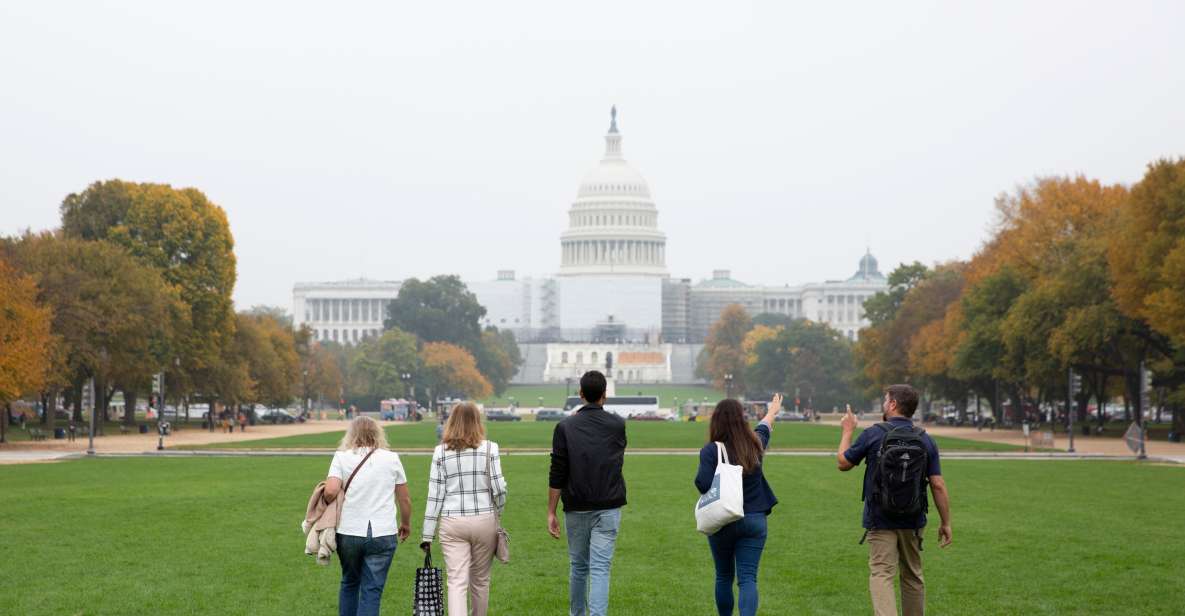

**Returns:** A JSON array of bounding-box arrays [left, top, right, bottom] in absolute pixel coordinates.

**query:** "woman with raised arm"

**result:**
[[323, 415, 412, 616], [694, 393, 782, 616], [420, 402, 508, 616]]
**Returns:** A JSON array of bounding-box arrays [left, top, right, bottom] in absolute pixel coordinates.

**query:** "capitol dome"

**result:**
[[559, 107, 667, 277]]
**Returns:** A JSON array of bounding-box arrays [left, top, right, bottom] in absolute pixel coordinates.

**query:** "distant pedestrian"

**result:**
[[837, 385, 952, 616], [548, 370, 627, 616], [694, 394, 781, 616], [67, 421, 77, 442], [238, 411, 247, 432]]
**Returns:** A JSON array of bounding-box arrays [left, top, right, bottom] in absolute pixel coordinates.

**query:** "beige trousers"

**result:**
[[867, 528, 925, 616], [439, 513, 498, 616]]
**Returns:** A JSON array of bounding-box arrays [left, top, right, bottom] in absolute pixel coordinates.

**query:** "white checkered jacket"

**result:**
[[421, 440, 508, 543]]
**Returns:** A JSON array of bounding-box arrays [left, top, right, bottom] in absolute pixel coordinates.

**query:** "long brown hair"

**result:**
[[442, 402, 486, 451], [708, 399, 764, 474]]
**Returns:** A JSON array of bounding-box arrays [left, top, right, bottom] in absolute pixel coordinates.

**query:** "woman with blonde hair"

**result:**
[[420, 402, 508, 616], [325, 415, 412, 616]]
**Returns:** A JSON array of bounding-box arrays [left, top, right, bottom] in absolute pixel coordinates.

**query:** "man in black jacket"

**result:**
[[547, 370, 627, 616]]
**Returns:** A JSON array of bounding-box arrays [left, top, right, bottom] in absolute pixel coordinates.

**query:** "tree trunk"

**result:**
[[124, 389, 137, 426], [1173, 407, 1184, 438], [72, 382, 83, 423], [43, 390, 57, 433], [1, 401, 9, 444], [95, 379, 109, 436]]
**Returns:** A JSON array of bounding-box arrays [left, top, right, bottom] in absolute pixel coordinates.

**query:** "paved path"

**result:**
[[70, 449, 1181, 464], [0, 419, 355, 458], [820, 417, 1185, 458], [0, 450, 82, 464]]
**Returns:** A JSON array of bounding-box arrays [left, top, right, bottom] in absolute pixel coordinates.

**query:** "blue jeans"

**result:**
[[337, 526, 398, 616], [707, 513, 768, 616], [565, 508, 622, 616]]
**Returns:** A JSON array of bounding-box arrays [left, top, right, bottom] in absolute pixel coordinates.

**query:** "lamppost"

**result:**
[[565, 377, 573, 399], [538, 396, 544, 409], [724, 373, 734, 399], [302, 368, 309, 419]]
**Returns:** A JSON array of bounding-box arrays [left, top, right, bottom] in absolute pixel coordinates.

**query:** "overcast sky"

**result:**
[[3, 1, 1183, 310]]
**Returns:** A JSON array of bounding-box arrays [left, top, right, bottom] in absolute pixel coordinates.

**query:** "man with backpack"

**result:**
[[837, 385, 951, 616]]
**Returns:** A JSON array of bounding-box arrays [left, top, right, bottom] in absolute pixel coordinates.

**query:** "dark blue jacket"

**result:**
[[694, 422, 778, 514], [843, 416, 942, 529]]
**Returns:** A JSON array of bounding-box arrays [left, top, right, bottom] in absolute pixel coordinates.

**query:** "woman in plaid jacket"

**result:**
[[419, 402, 508, 616]]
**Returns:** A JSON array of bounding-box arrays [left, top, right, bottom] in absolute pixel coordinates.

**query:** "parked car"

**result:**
[[775, 411, 808, 422], [535, 409, 565, 421], [486, 410, 521, 422], [258, 407, 296, 424]]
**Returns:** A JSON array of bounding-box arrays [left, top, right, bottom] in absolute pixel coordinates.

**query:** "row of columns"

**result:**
[[562, 240, 665, 266], [307, 298, 386, 323]]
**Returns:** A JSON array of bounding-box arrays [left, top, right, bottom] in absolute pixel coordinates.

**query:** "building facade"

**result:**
[[292, 109, 889, 385], [292, 279, 401, 344]]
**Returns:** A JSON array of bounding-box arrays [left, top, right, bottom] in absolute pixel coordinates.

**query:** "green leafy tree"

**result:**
[[384, 276, 486, 352], [476, 327, 523, 396], [862, 262, 929, 326], [747, 320, 860, 411], [4, 234, 184, 430], [60, 180, 237, 408], [233, 312, 300, 409], [349, 328, 419, 410]]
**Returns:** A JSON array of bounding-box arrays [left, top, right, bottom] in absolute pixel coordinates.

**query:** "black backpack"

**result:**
[[870, 422, 930, 520]]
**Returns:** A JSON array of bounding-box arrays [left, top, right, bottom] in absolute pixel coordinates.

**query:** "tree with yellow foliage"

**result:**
[[696, 304, 752, 394], [0, 260, 53, 443], [420, 342, 492, 401]]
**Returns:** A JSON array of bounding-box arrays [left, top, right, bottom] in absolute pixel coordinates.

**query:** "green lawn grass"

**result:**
[[191, 420, 1021, 452], [2, 456, 1182, 615], [482, 384, 724, 408]]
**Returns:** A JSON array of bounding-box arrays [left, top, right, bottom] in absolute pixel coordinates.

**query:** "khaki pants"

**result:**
[[867, 528, 925, 616], [440, 513, 498, 616]]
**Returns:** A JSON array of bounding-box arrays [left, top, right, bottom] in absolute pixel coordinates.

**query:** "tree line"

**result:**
[[695, 158, 1185, 435], [0, 180, 521, 440], [856, 159, 1185, 434], [697, 305, 862, 411]]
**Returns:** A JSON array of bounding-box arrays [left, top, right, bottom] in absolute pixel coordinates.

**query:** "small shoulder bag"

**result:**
[[484, 442, 511, 563]]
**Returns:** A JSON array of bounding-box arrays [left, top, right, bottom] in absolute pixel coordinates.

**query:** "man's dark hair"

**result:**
[[580, 371, 607, 403], [885, 384, 920, 417]]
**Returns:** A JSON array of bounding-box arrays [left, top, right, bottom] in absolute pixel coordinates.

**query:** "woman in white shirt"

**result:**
[[419, 402, 508, 616], [325, 416, 412, 616]]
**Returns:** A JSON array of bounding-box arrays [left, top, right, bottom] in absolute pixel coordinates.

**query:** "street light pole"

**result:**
[[85, 377, 96, 455], [1067, 368, 1077, 453]]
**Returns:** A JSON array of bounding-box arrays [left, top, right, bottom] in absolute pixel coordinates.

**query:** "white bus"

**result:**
[[563, 396, 660, 418]]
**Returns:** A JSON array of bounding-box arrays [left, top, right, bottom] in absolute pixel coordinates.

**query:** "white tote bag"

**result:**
[[694, 441, 745, 535]]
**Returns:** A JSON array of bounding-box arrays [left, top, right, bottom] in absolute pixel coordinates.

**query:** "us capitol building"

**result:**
[[293, 108, 887, 384]]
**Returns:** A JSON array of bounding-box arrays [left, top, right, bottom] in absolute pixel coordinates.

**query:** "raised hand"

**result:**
[[841, 407, 858, 434]]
